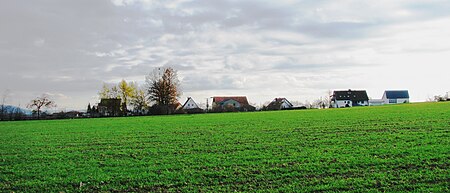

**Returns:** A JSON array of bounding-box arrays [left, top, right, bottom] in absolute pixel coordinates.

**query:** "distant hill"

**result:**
[[1, 105, 32, 115]]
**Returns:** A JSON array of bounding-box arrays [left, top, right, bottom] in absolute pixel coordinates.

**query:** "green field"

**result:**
[[1, 102, 449, 192]]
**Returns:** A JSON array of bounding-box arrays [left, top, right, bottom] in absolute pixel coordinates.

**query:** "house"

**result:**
[[382, 90, 409, 104], [98, 98, 122, 116], [267, 98, 294, 110], [182, 97, 200, 110], [180, 97, 203, 113], [331, 89, 369, 108], [212, 96, 256, 112]]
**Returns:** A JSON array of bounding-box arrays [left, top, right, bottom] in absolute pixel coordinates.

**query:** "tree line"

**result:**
[[89, 67, 182, 116]]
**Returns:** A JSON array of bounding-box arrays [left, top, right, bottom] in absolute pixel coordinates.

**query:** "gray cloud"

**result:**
[[1, 0, 450, 109]]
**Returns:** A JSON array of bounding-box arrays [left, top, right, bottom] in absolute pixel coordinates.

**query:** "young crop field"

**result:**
[[1, 102, 449, 192]]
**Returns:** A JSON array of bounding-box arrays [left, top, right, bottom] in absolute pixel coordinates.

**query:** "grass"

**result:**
[[0, 102, 449, 192]]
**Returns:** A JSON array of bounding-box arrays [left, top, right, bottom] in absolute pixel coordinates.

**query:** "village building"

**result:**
[[267, 98, 294, 110], [97, 98, 122, 116], [331, 89, 369, 108], [382, 90, 410, 104], [181, 97, 200, 110], [180, 97, 203, 113], [212, 96, 256, 112]]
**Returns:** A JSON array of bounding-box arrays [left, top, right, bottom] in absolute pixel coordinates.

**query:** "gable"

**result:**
[[267, 98, 293, 109], [182, 97, 200, 109]]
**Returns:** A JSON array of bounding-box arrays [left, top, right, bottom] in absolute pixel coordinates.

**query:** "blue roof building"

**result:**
[[382, 90, 410, 104]]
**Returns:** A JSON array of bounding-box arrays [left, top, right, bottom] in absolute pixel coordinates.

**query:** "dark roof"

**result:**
[[333, 90, 369, 101], [267, 98, 293, 110], [384, 90, 409, 99], [99, 98, 121, 106], [213, 96, 249, 105]]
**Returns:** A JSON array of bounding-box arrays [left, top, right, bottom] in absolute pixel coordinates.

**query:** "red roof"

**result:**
[[212, 96, 249, 105]]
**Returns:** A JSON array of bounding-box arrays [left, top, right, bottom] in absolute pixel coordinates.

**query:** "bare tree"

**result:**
[[304, 100, 312, 109], [312, 98, 324, 109], [27, 94, 56, 119], [145, 67, 182, 114], [324, 90, 332, 108]]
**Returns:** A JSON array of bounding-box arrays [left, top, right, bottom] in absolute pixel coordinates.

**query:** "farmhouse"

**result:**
[[382, 90, 409, 104], [212, 96, 256, 112], [267, 98, 294, 110], [331, 89, 369, 108], [98, 98, 122, 116], [180, 97, 203, 113]]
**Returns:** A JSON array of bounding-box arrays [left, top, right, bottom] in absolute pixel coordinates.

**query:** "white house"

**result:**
[[267, 98, 294, 110], [382, 90, 409, 104], [181, 97, 200, 110], [331, 89, 369, 108]]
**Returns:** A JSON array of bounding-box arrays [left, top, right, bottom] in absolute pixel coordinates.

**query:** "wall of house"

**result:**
[[383, 98, 409, 104], [222, 100, 241, 108], [281, 101, 292, 109], [334, 100, 352, 108], [396, 98, 409, 104], [353, 101, 369, 106], [183, 99, 199, 109]]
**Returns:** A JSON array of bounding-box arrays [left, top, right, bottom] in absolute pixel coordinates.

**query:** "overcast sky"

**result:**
[[1, 0, 450, 110]]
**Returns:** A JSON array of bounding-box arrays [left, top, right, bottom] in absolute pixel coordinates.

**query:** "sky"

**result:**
[[1, 0, 450, 110]]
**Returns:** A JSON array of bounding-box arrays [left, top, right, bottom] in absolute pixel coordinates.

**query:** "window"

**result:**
[[389, 99, 397, 103]]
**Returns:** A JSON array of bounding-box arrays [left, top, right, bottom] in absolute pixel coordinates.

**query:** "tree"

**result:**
[[312, 98, 324, 109], [1, 89, 11, 121], [98, 80, 139, 116], [87, 103, 92, 113], [145, 67, 182, 114], [99, 83, 120, 99], [130, 87, 148, 115], [98, 83, 112, 99], [27, 94, 56, 119], [118, 79, 137, 115], [433, 95, 446, 102]]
